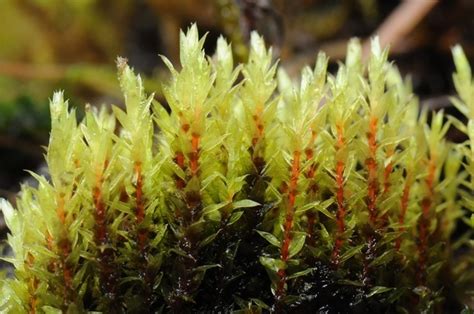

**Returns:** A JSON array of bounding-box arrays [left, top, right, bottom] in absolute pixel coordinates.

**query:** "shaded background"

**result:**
[[0, 0, 473, 231]]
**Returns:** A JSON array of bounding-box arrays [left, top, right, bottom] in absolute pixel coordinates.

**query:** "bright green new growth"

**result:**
[[1, 25, 473, 313], [452, 46, 474, 227]]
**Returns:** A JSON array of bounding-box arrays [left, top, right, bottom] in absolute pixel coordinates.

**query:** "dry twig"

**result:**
[[363, 0, 438, 60]]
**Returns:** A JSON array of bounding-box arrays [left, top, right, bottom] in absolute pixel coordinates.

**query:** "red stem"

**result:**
[[331, 123, 346, 266], [45, 231, 57, 273], [26, 253, 38, 314], [395, 172, 412, 251], [367, 116, 379, 226], [275, 150, 301, 304], [379, 151, 395, 229], [190, 132, 200, 176], [55, 194, 74, 305], [417, 156, 436, 284], [168, 124, 204, 310], [174, 151, 186, 189], [135, 162, 145, 224], [134, 161, 147, 251], [93, 164, 118, 300], [93, 181, 106, 245], [58, 237, 73, 308], [332, 160, 346, 266], [251, 110, 265, 148], [363, 115, 379, 286], [304, 130, 319, 247]]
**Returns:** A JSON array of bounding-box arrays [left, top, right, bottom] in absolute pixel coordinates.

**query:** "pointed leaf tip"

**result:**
[[370, 36, 382, 57], [232, 199, 261, 209], [0, 199, 15, 229], [116, 56, 129, 72], [250, 31, 266, 56], [50, 91, 67, 120]]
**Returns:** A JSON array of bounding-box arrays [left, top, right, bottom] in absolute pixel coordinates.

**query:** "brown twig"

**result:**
[[363, 0, 438, 60]]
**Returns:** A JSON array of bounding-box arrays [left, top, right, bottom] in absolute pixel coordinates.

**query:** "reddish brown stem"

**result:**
[[174, 152, 186, 189], [304, 130, 319, 248], [395, 173, 412, 251], [367, 116, 379, 225], [93, 165, 118, 301], [168, 125, 204, 310], [275, 150, 301, 305], [54, 193, 74, 306], [45, 231, 57, 273], [58, 237, 73, 309], [306, 163, 317, 180], [331, 123, 346, 266], [417, 156, 436, 284], [363, 115, 379, 286], [249, 108, 268, 176], [305, 129, 317, 161], [379, 150, 395, 229], [26, 252, 38, 314], [134, 161, 147, 252], [175, 151, 185, 169], [93, 184, 107, 245], [251, 108, 265, 151], [135, 162, 145, 224], [190, 132, 200, 176], [332, 160, 346, 266]]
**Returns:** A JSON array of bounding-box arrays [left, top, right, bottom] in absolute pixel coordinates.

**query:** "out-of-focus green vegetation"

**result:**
[[0, 0, 135, 141]]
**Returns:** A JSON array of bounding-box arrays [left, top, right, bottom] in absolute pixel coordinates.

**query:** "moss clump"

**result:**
[[1, 25, 474, 313]]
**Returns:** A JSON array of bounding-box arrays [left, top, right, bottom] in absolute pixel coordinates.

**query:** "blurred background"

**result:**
[[0, 0, 472, 227]]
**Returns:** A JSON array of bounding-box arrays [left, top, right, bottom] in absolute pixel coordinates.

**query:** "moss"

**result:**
[[1, 25, 473, 313]]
